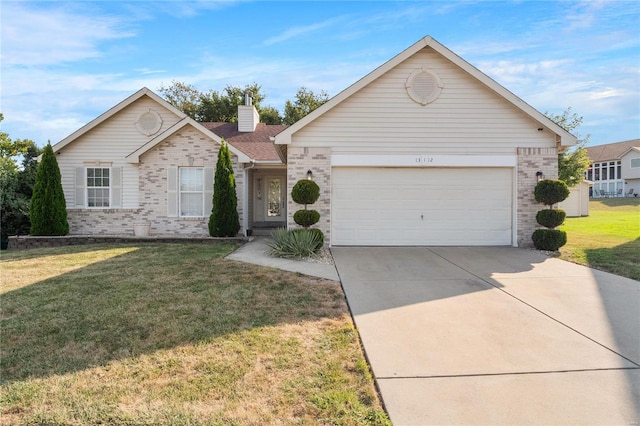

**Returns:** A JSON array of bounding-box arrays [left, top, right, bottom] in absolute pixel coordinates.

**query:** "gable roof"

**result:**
[[585, 139, 640, 163], [203, 122, 288, 162], [51, 87, 251, 164], [52, 87, 187, 154], [125, 117, 251, 164], [274, 36, 577, 149]]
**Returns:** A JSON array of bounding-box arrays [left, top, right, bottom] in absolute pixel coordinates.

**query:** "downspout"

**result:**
[[243, 159, 256, 236]]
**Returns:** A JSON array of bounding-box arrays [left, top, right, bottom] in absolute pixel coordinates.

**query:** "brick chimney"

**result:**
[[238, 92, 259, 132]]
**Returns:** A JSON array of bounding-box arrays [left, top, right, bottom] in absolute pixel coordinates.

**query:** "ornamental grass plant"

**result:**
[[268, 228, 323, 259]]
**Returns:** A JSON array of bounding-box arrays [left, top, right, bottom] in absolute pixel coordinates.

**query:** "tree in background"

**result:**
[[30, 143, 68, 236], [283, 87, 329, 125], [159, 81, 282, 124], [545, 107, 591, 187], [157, 81, 201, 119], [0, 114, 42, 244], [209, 141, 240, 237], [200, 83, 266, 122], [159, 81, 328, 126]]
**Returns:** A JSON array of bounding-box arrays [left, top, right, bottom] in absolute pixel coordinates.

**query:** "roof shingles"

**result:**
[[586, 139, 640, 163], [202, 122, 287, 162]]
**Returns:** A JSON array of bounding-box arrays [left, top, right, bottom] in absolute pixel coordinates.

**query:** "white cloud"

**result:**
[[0, 2, 135, 66], [262, 16, 348, 46]]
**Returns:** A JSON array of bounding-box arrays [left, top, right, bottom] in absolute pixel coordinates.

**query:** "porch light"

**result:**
[[307, 170, 313, 180], [536, 171, 544, 182]]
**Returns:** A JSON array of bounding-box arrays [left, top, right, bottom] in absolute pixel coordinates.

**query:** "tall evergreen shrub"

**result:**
[[209, 141, 240, 237], [30, 144, 68, 235]]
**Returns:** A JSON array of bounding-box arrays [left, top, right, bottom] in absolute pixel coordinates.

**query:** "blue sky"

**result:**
[[1, 0, 639, 147]]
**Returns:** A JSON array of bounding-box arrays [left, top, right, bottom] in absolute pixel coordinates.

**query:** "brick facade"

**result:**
[[67, 209, 142, 235], [285, 146, 558, 248], [517, 147, 558, 247], [68, 127, 244, 237], [287, 147, 332, 246]]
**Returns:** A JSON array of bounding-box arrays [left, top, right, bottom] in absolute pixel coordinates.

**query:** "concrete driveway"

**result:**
[[332, 247, 640, 425]]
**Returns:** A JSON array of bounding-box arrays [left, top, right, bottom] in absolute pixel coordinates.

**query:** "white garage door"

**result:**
[[331, 167, 513, 246]]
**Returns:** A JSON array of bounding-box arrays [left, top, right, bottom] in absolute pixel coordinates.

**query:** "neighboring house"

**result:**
[[585, 139, 640, 198], [274, 36, 575, 247], [51, 36, 576, 247]]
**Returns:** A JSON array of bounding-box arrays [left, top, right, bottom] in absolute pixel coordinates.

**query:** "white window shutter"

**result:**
[[204, 167, 214, 216], [75, 167, 85, 207], [167, 167, 178, 217], [111, 167, 122, 208]]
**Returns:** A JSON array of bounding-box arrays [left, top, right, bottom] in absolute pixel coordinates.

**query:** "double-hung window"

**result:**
[[179, 168, 204, 217], [75, 165, 121, 208], [167, 166, 213, 218], [87, 167, 110, 207]]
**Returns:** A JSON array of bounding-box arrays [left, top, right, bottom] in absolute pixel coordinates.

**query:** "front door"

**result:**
[[265, 176, 285, 222]]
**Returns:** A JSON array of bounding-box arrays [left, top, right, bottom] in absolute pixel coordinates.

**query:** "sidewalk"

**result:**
[[225, 237, 340, 281]]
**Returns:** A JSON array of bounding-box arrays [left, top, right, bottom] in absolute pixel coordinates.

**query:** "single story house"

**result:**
[[585, 139, 640, 198], [51, 36, 576, 247]]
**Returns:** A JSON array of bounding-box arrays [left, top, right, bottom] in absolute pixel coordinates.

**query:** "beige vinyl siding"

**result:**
[[621, 150, 640, 180], [56, 97, 182, 208], [291, 47, 555, 154]]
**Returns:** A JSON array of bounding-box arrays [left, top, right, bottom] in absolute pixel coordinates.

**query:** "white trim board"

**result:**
[[331, 154, 517, 168]]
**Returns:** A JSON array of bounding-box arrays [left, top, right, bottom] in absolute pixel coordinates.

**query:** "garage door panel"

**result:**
[[331, 167, 513, 246]]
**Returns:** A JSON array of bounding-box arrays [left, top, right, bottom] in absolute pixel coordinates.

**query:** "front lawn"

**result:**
[[559, 198, 640, 280], [0, 243, 389, 425]]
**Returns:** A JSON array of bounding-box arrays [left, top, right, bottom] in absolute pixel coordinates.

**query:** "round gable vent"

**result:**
[[136, 109, 163, 136], [405, 67, 443, 106]]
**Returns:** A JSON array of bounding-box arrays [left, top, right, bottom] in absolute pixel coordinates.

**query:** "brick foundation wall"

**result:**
[[8, 235, 245, 250], [287, 147, 332, 246], [517, 147, 558, 247]]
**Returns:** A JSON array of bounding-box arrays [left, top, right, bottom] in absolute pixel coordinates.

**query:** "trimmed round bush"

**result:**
[[291, 179, 320, 205], [532, 229, 567, 251], [293, 209, 320, 227], [536, 209, 566, 229], [534, 179, 570, 207]]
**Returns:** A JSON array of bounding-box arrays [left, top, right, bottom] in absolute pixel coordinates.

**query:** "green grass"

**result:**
[[0, 243, 390, 425], [559, 198, 640, 280]]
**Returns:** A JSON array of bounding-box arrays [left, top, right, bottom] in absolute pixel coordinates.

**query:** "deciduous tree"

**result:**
[[0, 115, 42, 242], [158, 80, 201, 120], [283, 87, 329, 125], [545, 107, 591, 187]]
